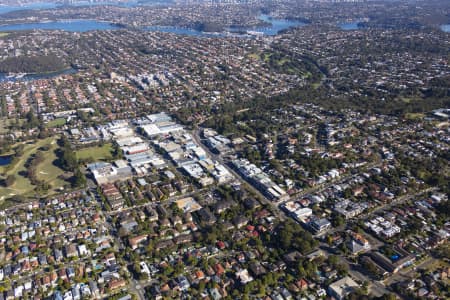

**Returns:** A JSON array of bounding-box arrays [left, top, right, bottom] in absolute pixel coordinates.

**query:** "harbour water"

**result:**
[[339, 22, 360, 30], [228, 14, 306, 36], [0, 2, 58, 15], [0, 13, 305, 36], [0, 0, 174, 15], [0, 19, 121, 32]]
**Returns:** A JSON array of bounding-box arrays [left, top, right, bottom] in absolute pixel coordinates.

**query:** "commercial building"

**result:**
[[328, 276, 359, 300], [232, 158, 288, 201]]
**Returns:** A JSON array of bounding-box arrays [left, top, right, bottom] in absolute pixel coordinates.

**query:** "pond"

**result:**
[[441, 24, 450, 33], [0, 155, 12, 166]]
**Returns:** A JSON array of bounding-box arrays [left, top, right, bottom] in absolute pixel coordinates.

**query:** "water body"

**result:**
[[65, 1, 140, 7], [0, 68, 77, 83], [229, 14, 306, 36], [0, 13, 304, 36], [74, 0, 173, 6], [0, 0, 171, 15], [441, 24, 450, 32], [0, 2, 58, 15], [0, 1, 139, 15], [0, 155, 12, 166], [339, 22, 360, 30], [0, 19, 121, 32], [146, 14, 306, 37]]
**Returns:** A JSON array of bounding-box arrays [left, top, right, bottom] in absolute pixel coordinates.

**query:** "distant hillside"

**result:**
[[0, 54, 67, 74]]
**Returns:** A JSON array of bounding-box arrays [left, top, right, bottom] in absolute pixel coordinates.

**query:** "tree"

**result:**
[[61, 148, 78, 171], [331, 212, 345, 227], [0, 54, 66, 74], [59, 135, 71, 149], [170, 202, 183, 216], [328, 255, 339, 266], [326, 234, 334, 246], [433, 243, 450, 260], [73, 168, 86, 187], [257, 283, 266, 296], [279, 226, 293, 249], [198, 281, 206, 292], [348, 289, 369, 300], [24, 110, 39, 129], [362, 281, 369, 294], [112, 141, 123, 159], [336, 262, 349, 277], [140, 272, 149, 280], [297, 264, 306, 278]]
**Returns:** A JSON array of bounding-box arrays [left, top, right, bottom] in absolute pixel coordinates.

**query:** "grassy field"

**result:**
[[35, 141, 67, 192], [0, 137, 67, 202], [0, 32, 9, 38], [76, 143, 114, 162], [400, 97, 413, 103], [247, 53, 260, 60], [276, 57, 291, 66], [45, 118, 66, 128], [263, 53, 272, 62], [405, 113, 425, 120]]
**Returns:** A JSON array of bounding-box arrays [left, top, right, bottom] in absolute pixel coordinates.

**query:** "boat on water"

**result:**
[[15, 73, 27, 79], [4, 73, 27, 79], [247, 30, 264, 36]]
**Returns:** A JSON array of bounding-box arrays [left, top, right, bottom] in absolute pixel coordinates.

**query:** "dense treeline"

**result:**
[[269, 219, 318, 254], [0, 55, 67, 74], [25, 151, 45, 186], [58, 136, 86, 188], [200, 79, 450, 137]]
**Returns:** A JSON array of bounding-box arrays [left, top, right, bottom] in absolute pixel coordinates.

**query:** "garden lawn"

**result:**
[[45, 118, 66, 128], [76, 143, 114, 162]]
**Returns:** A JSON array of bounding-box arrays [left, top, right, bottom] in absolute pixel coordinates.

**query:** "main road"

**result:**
[[191, 127, 440, 299], [191, 128, 286, 221]]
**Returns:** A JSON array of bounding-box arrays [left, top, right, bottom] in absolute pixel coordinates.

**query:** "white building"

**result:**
[[328, 277, 359, 300]]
